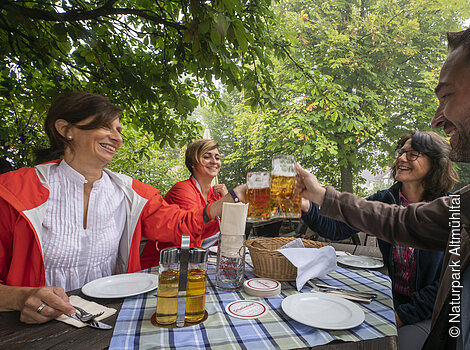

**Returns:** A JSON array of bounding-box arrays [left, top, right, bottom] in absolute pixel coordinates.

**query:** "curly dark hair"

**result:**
[[390, 131, 459, 199]]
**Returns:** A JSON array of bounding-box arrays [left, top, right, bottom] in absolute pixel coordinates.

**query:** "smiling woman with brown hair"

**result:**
[[0, 92, 245, 325], [140, 139, 229, 269], [300, 130, 458, 350]]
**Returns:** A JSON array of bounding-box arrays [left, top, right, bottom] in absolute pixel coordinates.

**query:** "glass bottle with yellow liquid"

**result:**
[[156, 247, 208, 325]]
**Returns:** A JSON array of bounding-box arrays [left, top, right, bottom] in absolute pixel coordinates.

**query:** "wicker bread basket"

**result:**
[[246, 237, 327, 281]]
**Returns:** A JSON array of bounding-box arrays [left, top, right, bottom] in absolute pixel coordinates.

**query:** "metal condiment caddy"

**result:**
[[153, 235, 208, 328]]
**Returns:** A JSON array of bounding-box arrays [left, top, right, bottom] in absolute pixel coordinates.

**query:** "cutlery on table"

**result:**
[[310, 285, 372, 303], [73, 305, 104, 322], [314, 283, 378, 299], [69, 313, 113, 330]]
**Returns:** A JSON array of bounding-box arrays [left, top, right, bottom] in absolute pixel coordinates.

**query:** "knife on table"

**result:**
[[69, 314, 113, 330], [315, 283, 378, 299], [309, 283, 372, 303]]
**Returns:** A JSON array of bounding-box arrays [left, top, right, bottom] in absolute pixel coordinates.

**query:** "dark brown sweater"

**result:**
[[320, 185, 470, 350]]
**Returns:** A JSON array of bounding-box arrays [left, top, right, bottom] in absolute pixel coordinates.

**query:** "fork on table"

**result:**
[[72, 305, 104, 322]]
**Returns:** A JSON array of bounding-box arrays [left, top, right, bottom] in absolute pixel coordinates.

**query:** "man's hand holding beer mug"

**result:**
[[294, 163, 326, 207]]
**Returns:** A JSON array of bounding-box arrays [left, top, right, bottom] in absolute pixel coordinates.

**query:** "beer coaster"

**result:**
[[244, 278, 281, 298], [225, 300, 268, 319]]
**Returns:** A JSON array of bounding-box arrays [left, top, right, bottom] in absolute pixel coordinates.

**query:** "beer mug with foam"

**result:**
[[270, 155, 300, 218], [246, 172, 271, 221]]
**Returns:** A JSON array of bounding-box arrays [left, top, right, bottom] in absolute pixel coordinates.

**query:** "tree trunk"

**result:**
[[340, 161, 354, 193]]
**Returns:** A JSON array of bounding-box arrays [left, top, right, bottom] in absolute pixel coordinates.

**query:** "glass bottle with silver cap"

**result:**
[[155, 235, 208, 326]]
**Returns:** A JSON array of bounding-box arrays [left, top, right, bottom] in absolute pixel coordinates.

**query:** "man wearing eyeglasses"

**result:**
[[296, 28, 470, 350]]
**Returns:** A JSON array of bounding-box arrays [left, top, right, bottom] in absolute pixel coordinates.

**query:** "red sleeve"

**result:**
[[140, 193, 205, 246], [164, 180, 205, 210], [0, 198, 15, 284], [164, 180, 220, 242]]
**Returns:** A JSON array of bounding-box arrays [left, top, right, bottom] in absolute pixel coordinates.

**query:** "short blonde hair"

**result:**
[[185, 139, 219, 174]]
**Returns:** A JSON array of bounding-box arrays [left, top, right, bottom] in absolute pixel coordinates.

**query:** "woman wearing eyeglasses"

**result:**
[[300, 130, 458, 350]]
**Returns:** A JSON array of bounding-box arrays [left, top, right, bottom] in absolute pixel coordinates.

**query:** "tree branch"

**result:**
[[2, 2, 186, 31]]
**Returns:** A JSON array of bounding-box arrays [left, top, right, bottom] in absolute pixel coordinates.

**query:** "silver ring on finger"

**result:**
[[36, 302, 47, 314]]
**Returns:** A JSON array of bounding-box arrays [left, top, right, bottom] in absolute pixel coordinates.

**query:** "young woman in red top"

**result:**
[[140, 139, 228, 268]]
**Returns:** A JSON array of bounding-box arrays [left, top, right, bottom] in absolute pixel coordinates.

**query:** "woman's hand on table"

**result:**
[[20, 286, 76, 324], [295, 164, 326, 206], [213, 184, 228, 197], [0, 285, 75, 324]]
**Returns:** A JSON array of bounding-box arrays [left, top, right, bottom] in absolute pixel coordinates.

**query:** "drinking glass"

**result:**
[[270, 155, 300, 218], [246, 172, 271, 221]]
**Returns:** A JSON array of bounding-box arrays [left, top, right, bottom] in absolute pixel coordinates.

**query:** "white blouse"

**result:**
[[42, 161, 126, 292]]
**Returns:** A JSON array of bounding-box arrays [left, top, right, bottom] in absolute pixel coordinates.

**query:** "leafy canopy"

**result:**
[[206, 0, 470, 191], [0, 0, 280, 167]]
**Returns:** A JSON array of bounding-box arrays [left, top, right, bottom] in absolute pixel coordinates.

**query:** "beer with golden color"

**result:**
[[246, 172, 271, 221], [270, 155, 300, 218]]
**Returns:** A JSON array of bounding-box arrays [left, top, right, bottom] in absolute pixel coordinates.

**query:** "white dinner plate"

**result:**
[[281, 293, 365, 330], [337, 255, 384, 269], [82, 273, 158, 298]]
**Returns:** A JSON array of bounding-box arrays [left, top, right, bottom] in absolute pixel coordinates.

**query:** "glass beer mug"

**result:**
[[156, 244, 208, 326], [246, 172, 271, 221], [270, 155, 301, 218]]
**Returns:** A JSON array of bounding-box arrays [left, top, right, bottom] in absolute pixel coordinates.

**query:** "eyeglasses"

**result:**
[[395, 149, 421, 161]]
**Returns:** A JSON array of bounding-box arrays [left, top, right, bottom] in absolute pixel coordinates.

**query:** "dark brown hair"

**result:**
[[447, 28, 470, 60], [390, 131, 459, 199], [35, 92, 122, 164], [184, 139, 219, 174]]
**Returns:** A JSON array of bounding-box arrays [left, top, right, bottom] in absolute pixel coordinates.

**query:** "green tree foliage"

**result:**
[[107, 128, 189, 194], [0, 0, 280, 168], [214, 0, 469, 192]]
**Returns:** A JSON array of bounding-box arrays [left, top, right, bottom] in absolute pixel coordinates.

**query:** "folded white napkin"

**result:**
[[56, 295, 116, 328], [219, 202, 249, 257], [220, 202, 249, 236], [278, 245, 337, 291]]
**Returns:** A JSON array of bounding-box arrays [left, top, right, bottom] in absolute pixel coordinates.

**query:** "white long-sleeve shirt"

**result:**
[[41, 160, 126, 291]]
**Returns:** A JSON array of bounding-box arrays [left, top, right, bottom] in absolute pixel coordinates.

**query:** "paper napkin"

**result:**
[[219, 202, 249, 236], [277, 245, 337, 291], [219, 202, 249, 257], [56, 295, 116, 328]]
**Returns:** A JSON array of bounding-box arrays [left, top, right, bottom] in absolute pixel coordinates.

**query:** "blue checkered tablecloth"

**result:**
[[109, 261, 397, 350]]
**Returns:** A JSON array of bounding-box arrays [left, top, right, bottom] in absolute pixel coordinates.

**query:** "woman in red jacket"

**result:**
[[140, 139, 228, 269], [0, 92, 244, 324]]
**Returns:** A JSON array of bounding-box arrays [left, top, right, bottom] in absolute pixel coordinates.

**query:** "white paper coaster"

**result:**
[[244, 278, 280, 291], [225, 300, 268, 319], [244, 278, 281, 297]]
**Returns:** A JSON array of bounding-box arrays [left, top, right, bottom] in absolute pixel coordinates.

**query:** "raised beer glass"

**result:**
[[270, 155, 300, 218], [246, 172, 271, 221]]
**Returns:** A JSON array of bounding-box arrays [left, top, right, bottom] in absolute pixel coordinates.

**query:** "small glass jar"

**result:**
[[155, 247, 208, 325]]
